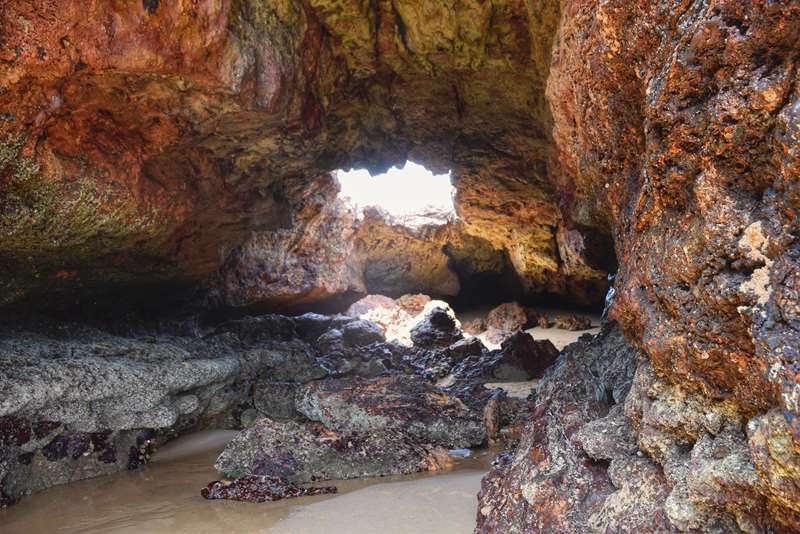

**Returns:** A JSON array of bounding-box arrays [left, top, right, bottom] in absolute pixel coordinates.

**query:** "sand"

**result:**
[[271, 469, 487, 534], [0, 431, 495, 534]]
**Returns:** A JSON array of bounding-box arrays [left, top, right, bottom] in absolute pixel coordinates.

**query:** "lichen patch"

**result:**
[[738, 222, 774, 306], [738, 221, 769, 263]]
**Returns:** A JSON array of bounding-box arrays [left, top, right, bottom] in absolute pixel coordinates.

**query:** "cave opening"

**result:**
[[329, 159, 608, 328], [334, 160, 456, 228]]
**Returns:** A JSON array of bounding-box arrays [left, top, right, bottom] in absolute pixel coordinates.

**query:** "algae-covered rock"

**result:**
[[201, 475, 337, 503], [296, 375, 485, 449], [215, 418, 451, 483]]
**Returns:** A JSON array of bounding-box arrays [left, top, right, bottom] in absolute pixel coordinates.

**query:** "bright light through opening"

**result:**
[[335, 161, 456, 226]]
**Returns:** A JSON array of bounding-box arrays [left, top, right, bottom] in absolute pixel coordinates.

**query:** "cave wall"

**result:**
[[0, 0, 609, 313], [508, 0, 800, 530], [549, 0, 799, 448]]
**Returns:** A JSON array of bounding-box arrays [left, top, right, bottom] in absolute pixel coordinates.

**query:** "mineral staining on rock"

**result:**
[[0, 303, 548, 504], [0, 0, 608, 312], [214, 416, 454, 484], [549, 0, 800, 432], [1, 0, 799, 532], [477, 323, 800, 532], [476, 323, 659, 533], [201, 475, 337, 503], [296, 375, 486, 448]]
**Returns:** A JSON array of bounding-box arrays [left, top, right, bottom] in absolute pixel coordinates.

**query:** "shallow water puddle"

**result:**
[[1, 430, 495, 534]]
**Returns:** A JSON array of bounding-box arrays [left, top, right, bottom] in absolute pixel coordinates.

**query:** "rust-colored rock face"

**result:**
[[0, 0, 609, 311], [549, 0, 800, 421], [528, 0, 800, 531], [216, 174, 365, 308]]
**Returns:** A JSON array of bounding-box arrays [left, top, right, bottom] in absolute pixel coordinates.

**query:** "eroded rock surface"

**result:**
[[0, 0, 608, 313], [478, 319, 800, 533], [485, 302, 531, 332], [2, 305, 555, 504], [215, 418, 452, 483], [410, 303, 464, 348], [540, 1, 800, 529], [476, 323, 663, 533], [489, 332, 559, 382], [0, 315, 303, 503], [553, 314, 593, 332], [201, 475, 337, 503], [297, 375, 485, 449], [1, 0, 798, 530], [0, 312, 387, 503]]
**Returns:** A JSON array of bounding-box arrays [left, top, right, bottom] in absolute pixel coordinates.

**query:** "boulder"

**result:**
[[410, 303, 463, 348], [296, 375, 485, 448], [345, 294, 434, 346], [355, 213, 461, 298], [341, 320, 385, 347], [486, 302, 529, 331], [215, 418, 451, 483], [201, 475, 337, 503], [554, 314, 593, 331], [401, 337, 487, 382], [492, 332, 560, 381], [315, 319, 384, 353], [446, 332, 558, 385]]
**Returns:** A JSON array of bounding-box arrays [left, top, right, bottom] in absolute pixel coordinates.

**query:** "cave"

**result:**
[[1, 1, 799, 533]]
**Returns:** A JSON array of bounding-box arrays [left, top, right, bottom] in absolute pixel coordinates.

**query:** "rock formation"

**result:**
[[477, 324, 652, 533], [0, 306, 537, 505], [201, 475, 337, 503], [214, 418, 455, 483], [0, 0, 609, 313], [1, 0, 798, 532], [485, 302, 531, 332], [535, 1, 800, 530]]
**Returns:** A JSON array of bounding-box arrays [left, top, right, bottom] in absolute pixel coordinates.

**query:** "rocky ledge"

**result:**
[[0, 297, 551, 506]]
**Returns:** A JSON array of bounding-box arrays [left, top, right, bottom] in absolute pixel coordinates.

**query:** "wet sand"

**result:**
[[523, 322, 599, 351], [0, 431, 495, 534], [484, 380, 538, 398], [272, 469, 487, 534]]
